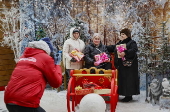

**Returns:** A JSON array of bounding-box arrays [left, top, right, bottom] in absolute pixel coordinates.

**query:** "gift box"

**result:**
[[94, 52, 109, 66], [116, 44, 126, 60], [70, 49, 84, 61]]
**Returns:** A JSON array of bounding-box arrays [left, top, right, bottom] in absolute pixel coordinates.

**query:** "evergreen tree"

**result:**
[[65, 18, 91, 44], [35, 27, 46, 41]]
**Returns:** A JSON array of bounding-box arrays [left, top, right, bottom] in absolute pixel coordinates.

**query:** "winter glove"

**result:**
[[70, 58, 77, 62], [50, 51, 62, 65], [55, 51, 62, 65]]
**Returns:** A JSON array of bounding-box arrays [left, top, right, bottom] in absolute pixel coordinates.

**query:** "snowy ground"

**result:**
[[0, 90, 169, 112]]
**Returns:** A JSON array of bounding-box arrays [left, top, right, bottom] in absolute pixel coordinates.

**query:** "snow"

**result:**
[[78, 93, 106, 112], [0, 90, 169, 112]]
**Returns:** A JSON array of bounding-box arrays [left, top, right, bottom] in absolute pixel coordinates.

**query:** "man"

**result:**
[[4, 37, 62, 112], [63, 28, 85, 88]]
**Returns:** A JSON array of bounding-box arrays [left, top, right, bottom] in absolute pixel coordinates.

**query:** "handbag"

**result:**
[[122, 55, 136, 67]]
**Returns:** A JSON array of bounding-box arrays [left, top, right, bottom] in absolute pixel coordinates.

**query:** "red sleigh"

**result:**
[[66, 67, 118, 112]]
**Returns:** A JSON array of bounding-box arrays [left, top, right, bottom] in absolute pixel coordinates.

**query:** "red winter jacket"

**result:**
[[4, 45, 62, 108]]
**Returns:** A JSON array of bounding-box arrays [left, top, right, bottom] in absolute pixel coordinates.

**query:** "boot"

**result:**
[[121, 96, 132, 102]]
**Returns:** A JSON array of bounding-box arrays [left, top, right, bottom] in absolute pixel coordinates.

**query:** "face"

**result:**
[[92, 36, 101, 45], [119, 33, 128, 41], [73, 32, 79, 39]]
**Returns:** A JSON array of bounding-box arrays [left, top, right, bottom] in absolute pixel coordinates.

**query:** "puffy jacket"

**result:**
[[84, 42, 111, 69], [63, 27, 85, 69], [4, 41, 62, 108]]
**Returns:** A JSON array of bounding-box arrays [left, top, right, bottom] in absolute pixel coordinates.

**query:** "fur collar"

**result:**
[[119, 37, 132, 44]]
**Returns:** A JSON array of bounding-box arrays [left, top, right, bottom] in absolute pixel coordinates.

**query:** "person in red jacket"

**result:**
[[4, 37, 62, 112]]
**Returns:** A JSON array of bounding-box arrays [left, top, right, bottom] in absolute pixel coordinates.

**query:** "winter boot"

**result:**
[[121, 96, 132, 102]]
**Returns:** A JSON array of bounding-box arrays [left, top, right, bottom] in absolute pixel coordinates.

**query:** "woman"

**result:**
[[107, 28, 140, 102], [63, 27, 85, 87], [84, 33, 111, 70]]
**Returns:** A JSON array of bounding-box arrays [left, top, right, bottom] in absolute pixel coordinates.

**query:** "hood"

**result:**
[[27, 40, 51, 55], [23, 47, 46, 57], [70, 27, 80, 40]]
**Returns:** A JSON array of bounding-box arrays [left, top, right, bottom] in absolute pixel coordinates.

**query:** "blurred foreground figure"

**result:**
[[4, 37, 62, 112]]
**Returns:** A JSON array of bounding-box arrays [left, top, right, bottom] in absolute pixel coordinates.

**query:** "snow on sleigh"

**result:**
[[66, 67, 118, 112]]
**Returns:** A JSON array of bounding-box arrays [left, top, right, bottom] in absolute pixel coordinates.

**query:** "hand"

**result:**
[[104, 58, 110, 62], [69, 53, 72, 57], [80, 58, 84, 61], [50, 52, 55, 59], [70, 58, 77, 62], [94, 54, 100, 61], [94, 62, 99, 66], [55, 53, 62, 65], [118, 52, 125, 58]]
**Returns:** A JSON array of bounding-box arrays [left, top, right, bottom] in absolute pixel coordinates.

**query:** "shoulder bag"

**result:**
[[122, 55, 136, 67], [122, 40, 136, 67]]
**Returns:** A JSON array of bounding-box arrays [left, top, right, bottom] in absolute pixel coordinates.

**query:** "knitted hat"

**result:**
[[120, 28, 131, 38], [40, 37, 54, 52], [73, 28, 80, 34]]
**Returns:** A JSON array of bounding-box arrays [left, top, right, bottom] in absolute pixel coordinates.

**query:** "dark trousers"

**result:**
[[65, 69, 72, 88], [6, 104, 46, 112]]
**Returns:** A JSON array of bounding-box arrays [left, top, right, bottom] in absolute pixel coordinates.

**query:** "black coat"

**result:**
[[83, 42, 111, 70], [107, 37, 140, 96]]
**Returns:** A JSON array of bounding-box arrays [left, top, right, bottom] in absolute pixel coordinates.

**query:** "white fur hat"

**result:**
[[28, 40, 51, 55]]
